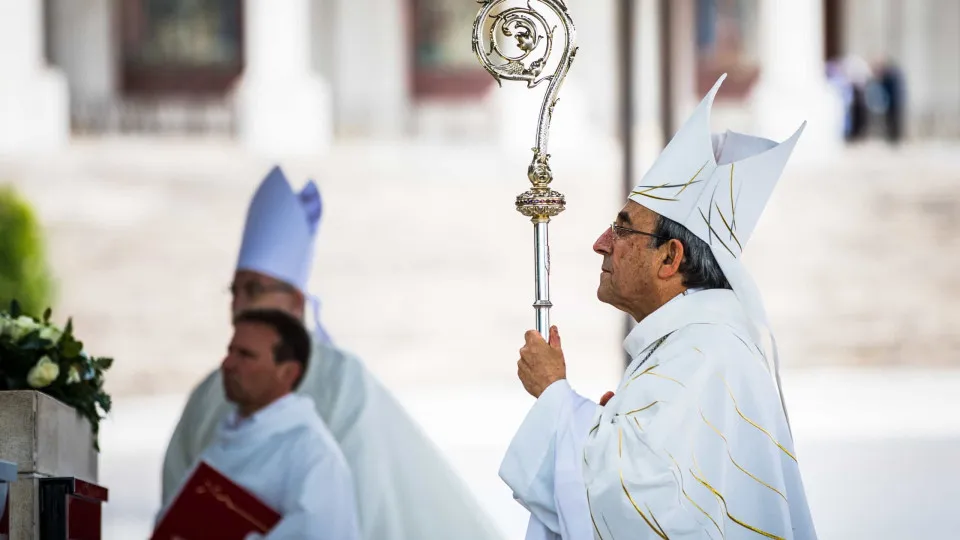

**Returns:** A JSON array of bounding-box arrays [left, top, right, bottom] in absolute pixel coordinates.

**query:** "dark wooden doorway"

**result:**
[[119, 0, 244, 96], [823, 0, 844, 61], [408, 0, 497, 100], [694, 0, 761, 98]]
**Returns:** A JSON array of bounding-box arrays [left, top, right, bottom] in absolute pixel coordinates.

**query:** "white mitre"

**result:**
[[236, 165, 332, 342], [236, 165, 322, 290], [628, 73, 805, 426]]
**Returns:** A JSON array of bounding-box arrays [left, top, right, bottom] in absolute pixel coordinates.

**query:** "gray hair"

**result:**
[[650, 215, 731, 290]]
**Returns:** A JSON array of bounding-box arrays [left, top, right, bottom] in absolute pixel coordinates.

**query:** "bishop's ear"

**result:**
[[658, 238, 685, 279]]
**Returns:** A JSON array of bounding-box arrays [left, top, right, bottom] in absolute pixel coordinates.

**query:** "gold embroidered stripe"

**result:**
[[722, 379, 797, 462], [628, 367, 685, 389], [633, 416, 644, 432], [645, 371, 687, 388], [586, 488, 605, 540], [728, 332, 758, 355], [620, 470, 670, 540], [624, 401, 659, 416], [633, 181, 676, 194], [647, 503, 669, 539], [728, 164, 737, 230], [633, 178, 698, 195], [690, 458, 785, 540], [628, 363, 661, 383], [624, 335, 672, 385], [631, 190, 680, 202], [666, 453, 724, 540], [699, 208, 737, 258], [585, 422, 600, 469], [699, 409, 788, 502], [675, 160, 710, 197], [713, 202, 743, 252], [601, 514, 617, 540]]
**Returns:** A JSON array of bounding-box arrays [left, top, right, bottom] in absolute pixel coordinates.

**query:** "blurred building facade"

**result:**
[[1, 0, 956, 157]]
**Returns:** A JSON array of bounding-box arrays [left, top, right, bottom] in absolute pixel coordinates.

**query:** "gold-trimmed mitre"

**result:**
[[628, 73, 805, 260]]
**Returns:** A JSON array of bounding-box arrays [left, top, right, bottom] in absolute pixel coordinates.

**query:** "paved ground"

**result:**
[[98, 368, 960, 540], [2, 137, 960, 538]]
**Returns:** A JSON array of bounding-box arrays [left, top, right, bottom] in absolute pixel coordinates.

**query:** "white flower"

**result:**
[[26, 356, 60, 388], [0, 316, 10, 338], [38, 325, 62, 343], [9, 315, 40, 341], [15, 315, 38, 329], [66, 365, 81, 385]]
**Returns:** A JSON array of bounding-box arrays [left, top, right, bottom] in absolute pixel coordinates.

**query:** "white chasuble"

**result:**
[[161, 393, 360, 539], [500, 290, 817, 540]]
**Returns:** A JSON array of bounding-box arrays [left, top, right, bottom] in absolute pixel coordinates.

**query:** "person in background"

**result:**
[[161, 166, 505, 540], [159, 308, 360, 539], [875, 58, 906, 145]]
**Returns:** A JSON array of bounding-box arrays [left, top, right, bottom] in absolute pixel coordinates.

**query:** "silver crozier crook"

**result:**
[[472, 0, 578, 340]]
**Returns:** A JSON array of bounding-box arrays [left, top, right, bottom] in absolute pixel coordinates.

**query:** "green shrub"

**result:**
[[0, 185, 55, 318]]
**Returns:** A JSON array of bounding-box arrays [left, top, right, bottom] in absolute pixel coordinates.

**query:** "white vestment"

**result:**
[[162, 336, 505, 540], [159, 393, 359, 539], [500, 290, 818, 540]]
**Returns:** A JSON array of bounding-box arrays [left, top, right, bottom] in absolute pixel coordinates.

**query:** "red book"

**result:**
[[151, 461, 281, 540]]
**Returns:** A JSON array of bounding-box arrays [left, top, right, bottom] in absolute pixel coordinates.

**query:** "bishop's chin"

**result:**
[[596, 280, 613, 304]]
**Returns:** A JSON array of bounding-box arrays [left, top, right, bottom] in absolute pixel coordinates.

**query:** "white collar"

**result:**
[[622, 288, 748, 368], [223, 393, 299, 432]]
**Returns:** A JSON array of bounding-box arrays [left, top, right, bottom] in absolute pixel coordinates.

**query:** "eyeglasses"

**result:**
[[610, 223, 667, 241], [228, 281, 296, 299]]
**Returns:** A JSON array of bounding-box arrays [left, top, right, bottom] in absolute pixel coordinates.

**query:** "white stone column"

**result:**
[[667, 0, 699, 127], [632, 0, 664, 172], [0, 0, 69, 156], [235, 0, 332, 157], [750, 0, 843, 160], [47, 0, 116, 108], [331, 0, 407, 138]]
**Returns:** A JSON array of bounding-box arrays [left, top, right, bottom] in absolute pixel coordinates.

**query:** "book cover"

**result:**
[[151, 461, 281, 540]]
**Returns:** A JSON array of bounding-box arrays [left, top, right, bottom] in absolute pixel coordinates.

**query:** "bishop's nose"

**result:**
[[594, 227, 614, 254]]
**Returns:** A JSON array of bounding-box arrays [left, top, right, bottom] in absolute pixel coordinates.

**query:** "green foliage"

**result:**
[[0, 300, 113, 451], [0, 185, 55, 318]]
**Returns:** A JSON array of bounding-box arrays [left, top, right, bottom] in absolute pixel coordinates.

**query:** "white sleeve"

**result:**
[[499, 379, 599, 539], [266, 450, 361, 540]]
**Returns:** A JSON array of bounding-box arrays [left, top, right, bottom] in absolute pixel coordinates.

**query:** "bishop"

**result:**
[[501, 74, 818, 540]]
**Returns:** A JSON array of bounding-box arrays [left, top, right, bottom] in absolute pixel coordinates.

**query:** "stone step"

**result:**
[[70, 98, 235, 136]]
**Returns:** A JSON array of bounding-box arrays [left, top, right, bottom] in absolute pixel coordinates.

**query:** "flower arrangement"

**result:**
[[0, 300, 112, 451]]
